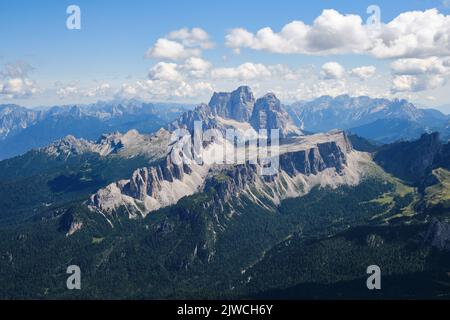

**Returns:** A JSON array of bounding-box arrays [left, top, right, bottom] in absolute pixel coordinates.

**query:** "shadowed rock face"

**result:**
[[209, 86, 255, 122], [279, 141, 348, 176], [250, 93, 302, 138], [375, 132, 442, 185]]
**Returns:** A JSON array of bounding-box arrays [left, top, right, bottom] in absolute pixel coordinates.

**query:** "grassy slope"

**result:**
[[426, 168, 450, 209]]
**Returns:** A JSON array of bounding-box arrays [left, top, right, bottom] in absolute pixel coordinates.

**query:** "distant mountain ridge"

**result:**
[[0, 100, 192, 160], [3, 93, 449, 160], [0, 104, 44, 138], [288, 95, 449, 143], [41, 128, 171, 160]]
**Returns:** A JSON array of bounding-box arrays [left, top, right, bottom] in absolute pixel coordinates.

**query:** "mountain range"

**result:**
[[288, 95, 450, 143], [2, 93, 450, 163], [1, 86, 450, 299], [0, 100, 192, 160]]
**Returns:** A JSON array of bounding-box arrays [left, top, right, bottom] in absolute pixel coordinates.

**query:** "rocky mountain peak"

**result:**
[[228, 85, 255, 121], [208, 86, 255, 122], [168, 103, 217, 132], [169, 87, 302, 138], [256, 93, 282, 110], [208, 92, 230, 117], [250, 92, 302, 138], [42, 135, 96, 158]]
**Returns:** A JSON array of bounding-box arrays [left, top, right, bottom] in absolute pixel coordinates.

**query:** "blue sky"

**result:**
[[1, 0, 450, 109]]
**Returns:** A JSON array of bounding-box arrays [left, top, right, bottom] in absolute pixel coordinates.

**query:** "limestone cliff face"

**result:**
[[280, 136, 351, 176], [203, 132, 354, 210], [89, 153, 205, 217], [88, 130, 363, 220], [126, 158, 194, 200]]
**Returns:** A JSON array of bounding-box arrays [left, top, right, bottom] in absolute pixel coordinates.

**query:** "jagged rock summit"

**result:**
[[170, 86, 303, 138], [209, 86, 255, 122], [250, 93, 302, 138]]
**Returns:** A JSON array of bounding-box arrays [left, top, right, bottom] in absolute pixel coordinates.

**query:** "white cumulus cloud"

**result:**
[[0, 62, 37, 99], [167, 27, 214, 49], [56, 85, 79, 98], [211, 63, 272, 80], [148, 62, 183, 82], [225, 9, 450, 60], [350, 66, 376, 80], [85, 83, 112, 97], [146, 27, 213, 61], [391, 74, 446, 93], [181, 57, 212, 78], [371, 9, 450, 59], [1, 78, 37, 98], [145, 38, 201, 61], [225, 9, 371, 55], [321, 62, 345, 80], [390, 57, 450, 92], [391, 57, 449, 75]]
